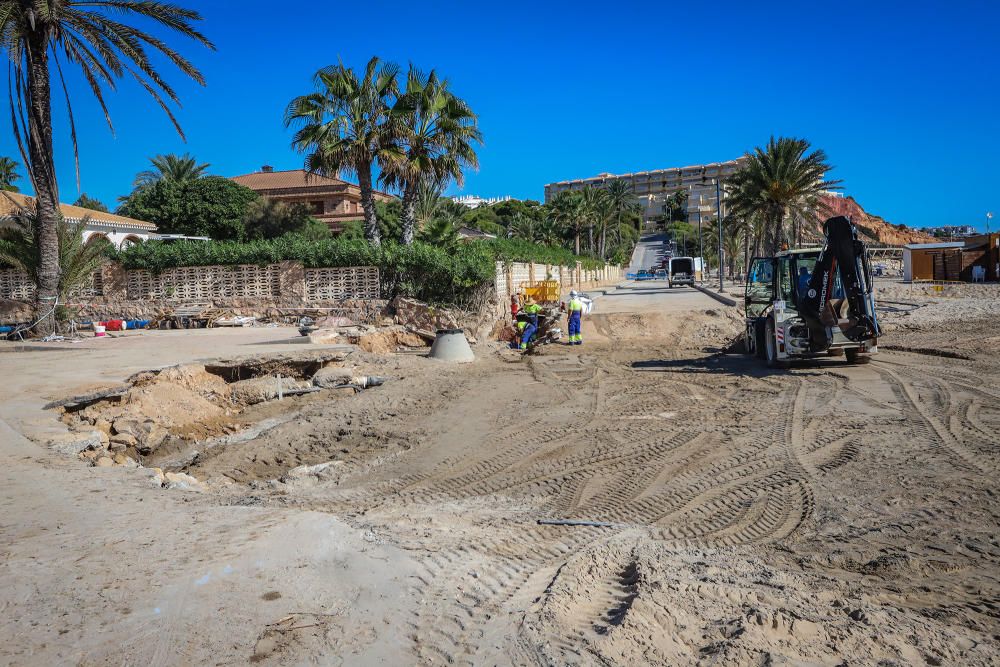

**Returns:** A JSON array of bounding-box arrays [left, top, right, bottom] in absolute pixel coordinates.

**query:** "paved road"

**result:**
[[627, 232, 668, 273], [594, 281, 718, 313]]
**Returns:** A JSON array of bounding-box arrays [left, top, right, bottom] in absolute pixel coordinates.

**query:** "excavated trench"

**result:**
[[58, 350, 373, 475]]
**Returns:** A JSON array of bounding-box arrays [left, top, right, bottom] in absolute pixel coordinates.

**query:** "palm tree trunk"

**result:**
[[574, 230, 581, 256], [587, 224, 594, 254], [599, 220, 607, 259], [26, 33, 60, 334], [357, 162, 381, 247], [743, 229, 749, 283], [400, 185, 417, 245], [765, 210, 785, 255]]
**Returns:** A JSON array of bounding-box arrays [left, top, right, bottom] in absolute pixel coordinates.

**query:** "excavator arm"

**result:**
[[798, 215, 881, 347]]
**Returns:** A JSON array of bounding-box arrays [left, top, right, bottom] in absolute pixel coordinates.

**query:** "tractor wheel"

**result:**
[[845, 348, 871, 364], [764, 318, 788, 368], [754, 319, 767, 360]]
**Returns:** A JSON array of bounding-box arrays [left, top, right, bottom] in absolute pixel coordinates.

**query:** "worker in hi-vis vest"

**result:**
[[567, 290, 584, 345], [519, 298, 542, 350]]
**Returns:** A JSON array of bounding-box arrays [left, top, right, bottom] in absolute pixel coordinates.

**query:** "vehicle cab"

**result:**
[[744, 248, 877, 365]]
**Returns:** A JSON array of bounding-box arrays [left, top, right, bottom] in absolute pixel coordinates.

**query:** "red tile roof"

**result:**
[[0, 191, 157, 230], [229, 169, 394, 199], [230, 169, 351, 191]]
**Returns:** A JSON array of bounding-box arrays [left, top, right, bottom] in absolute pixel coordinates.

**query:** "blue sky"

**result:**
[[2, 0, 998, 230]]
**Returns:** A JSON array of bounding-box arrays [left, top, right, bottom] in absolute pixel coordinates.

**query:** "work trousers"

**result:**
[[568, 311, 582, 344], [519, 323, 537, 349]]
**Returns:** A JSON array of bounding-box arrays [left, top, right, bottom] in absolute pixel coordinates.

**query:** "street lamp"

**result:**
[[988, 211, 994, 234], [702, 177, 726, 292]]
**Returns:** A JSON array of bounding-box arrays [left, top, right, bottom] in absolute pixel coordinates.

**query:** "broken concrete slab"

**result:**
[[42, 386, 128, 411], [47, 430, 103, 456], [307, 329, 342, 345]]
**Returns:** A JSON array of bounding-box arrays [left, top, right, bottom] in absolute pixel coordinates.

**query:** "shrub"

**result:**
[[486, 238, 605, 270], [115, 236, 615, 306], [119, 176, 259, 240]]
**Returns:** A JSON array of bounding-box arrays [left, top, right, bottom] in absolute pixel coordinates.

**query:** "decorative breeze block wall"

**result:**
[[0, 269, 36, 300], [0, 269, 104, 301], [126, 264, 282, 300], [304, 266, 380, 301]]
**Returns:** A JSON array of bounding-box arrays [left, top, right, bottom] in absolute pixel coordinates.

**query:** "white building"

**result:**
[[451, 195, 512, 209], [544, 160, 744, 223], [0, 191, 157, 248]]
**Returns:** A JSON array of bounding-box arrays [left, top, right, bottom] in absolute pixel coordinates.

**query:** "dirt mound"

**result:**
[[588, 307, 742, 349], [356, 327, 428, 354]]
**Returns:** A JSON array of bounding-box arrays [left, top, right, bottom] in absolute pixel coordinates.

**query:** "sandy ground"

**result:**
[[1, 282, 998, 666]]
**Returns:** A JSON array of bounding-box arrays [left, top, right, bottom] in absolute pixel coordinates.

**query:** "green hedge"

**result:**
[[484, 238, 606, 270], [114, 237, 611, 306]]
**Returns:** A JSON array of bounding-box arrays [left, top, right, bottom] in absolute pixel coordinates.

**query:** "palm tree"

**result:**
[[413, 179, 446, 229], [549, 190, 586, 255], [134, 153, 210, 188], [0, 199, 109, 302], [579, 187, 608, 257], [1, 1, 212, 329], [0, 156, 21, 192], [604, 180, 640, 257], [510, 213, 538, 243], [726, 136, 840, 254], [382, 67, 481, 244], [535, 218, 564, 247], [286, 57, 401, 247], [418, 214, 459, 249], [73, 193, 108, 212], [411, 180, 471, 232]]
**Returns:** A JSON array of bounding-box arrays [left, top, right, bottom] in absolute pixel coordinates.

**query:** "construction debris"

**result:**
[[43, 386, 129, 411], [50, 350, 389, 482]]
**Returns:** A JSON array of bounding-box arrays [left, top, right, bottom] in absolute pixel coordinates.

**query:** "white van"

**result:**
[[669, 256, 697, 287]]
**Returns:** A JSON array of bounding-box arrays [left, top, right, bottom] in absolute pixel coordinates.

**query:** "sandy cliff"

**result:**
[[814, 195, 935, 245]]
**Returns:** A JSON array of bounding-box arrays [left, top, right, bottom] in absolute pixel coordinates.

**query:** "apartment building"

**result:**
[[452, 195, 513, 209], [544, 159, 744, 223]]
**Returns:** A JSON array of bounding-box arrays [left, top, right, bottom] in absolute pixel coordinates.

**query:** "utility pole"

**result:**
[[696, 199, 704, 281], [715, 178, 725, 292]]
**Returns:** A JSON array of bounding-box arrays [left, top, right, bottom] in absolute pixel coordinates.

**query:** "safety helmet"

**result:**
[[569, 290, 578, 298]]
